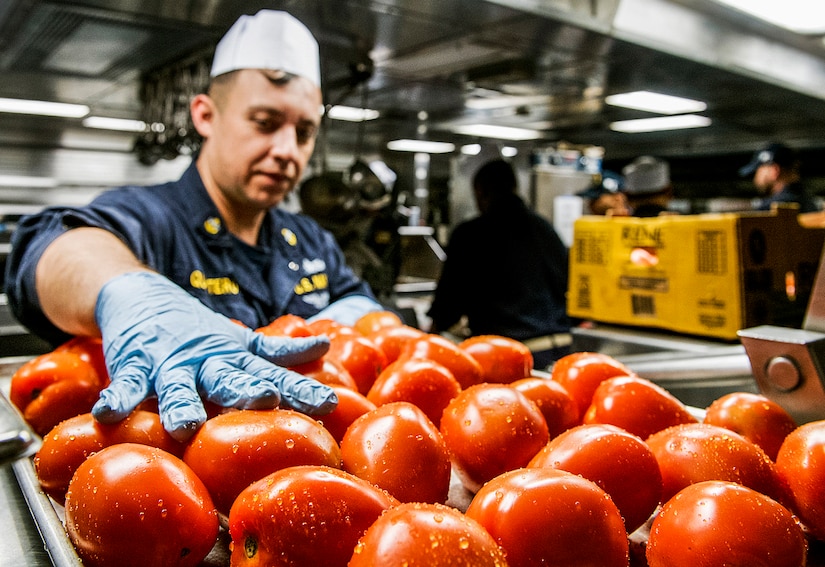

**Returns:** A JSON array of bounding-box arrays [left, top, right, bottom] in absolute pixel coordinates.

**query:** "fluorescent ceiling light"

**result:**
[[461, 144, 482, 155], [387, 139, 455, 153], [0, 97, 89, 118], [326, 105, 380, 122], [605, 91, 707, 114], [712, 0, 825, 34], [610, 114, 712, 133], [450, 124, 542, 141], [501, 146, 518, 157], [82, 116, 147, 132], [465, 94, 551, 110], [0, 175, 59, 188]]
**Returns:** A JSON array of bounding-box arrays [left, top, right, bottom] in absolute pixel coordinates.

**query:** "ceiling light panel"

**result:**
[[0, 97, 89, 118], [713, 0, 825, 34], [605, 91, 707, 114], [450, 124, 542, 140], [326, 106, 380, 122], [610, 115, 712, 132], [387, 139, 456, 153], [82, 116, 146, 132]]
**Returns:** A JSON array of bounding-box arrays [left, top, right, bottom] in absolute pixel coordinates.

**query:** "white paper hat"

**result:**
[[622, 156, 670, 195], [210, 10, 321, 88]]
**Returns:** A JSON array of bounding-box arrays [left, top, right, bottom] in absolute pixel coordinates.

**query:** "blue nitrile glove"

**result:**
[[306, 294, 384, 326], [91, 271, 336, 442]]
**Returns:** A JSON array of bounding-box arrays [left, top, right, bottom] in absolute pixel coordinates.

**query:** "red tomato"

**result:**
[[255, 314, 313, 337], [465, 467, 629, 567], [135, 396, 236, 421], [584, 375, 698, 439], [10, 351, 107, 436], [550, 351, 633, 420], [326, 334, 388, 394], [315, 385, 376, 444], [306, 318, 358, 338], [775, 420, 825, 540], [440, 383, 549, 492], [54, 335, 109, 385], [704, 392, 797, 461], [228, 465, 398, 567], [183, 409, 341, 515], [366, 357, 461, 427], [349, 502, 510, 566], [367, 324, 426, 364], [399, 334, 484, 390], [646, 481, 806, 567], [511, 377, 579, 437], [528, 423, 662, 533], [341, 401, 452, 504], [458, 335, 533, 384], [353, 309, 403, 336], [289, 357, 359, 390], [646, 422, 788, 504], [34, 410, 184, 504], [65, 443, 219, 567]]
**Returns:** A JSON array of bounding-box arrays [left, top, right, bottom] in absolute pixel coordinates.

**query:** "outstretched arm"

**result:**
[[36, 227, 148, 337], [33, 227, 336, 442]]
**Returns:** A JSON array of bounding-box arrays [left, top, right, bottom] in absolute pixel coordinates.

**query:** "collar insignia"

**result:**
[[203, 217, 222, 235], [281, 228, 298, 246]]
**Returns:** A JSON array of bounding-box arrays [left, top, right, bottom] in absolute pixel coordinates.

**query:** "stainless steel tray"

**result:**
[[0, 357, 227, 567]]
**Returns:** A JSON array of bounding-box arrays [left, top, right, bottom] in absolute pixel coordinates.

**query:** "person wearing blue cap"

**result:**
[[739, 142, 818, 213], [578, 171, 630, 216], [4, 11, 386, 441]]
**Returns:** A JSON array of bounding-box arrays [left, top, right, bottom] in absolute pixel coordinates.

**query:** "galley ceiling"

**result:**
[[1, 0, 825, 191]]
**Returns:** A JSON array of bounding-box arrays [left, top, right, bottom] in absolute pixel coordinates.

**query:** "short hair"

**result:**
[[207, 69, 299, 108], [473, 159, 517, 196]]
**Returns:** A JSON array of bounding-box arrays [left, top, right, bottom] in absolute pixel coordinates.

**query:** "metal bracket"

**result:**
[[738, 325, 825, 424]]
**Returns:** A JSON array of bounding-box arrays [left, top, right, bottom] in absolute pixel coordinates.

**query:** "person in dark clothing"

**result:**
[[739, 142, 818, 213], [427, 159, 571, 369], [3, 11, 383, 441]]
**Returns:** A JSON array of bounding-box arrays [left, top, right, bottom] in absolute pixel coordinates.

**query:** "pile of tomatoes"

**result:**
[[11, 311, 825, 567]]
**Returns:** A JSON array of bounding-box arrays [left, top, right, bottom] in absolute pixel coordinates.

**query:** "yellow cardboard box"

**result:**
[[567, 206, 825, 340]]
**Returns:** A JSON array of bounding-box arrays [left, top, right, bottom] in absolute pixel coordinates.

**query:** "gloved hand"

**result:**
[[92, 271, 336, 442], [306, 294, 384, 326]]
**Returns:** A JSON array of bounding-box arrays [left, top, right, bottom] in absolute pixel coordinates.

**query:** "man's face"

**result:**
[[592, 192, 630, 216], [198, 70, 323, 212], [753, 163, 779, 194]]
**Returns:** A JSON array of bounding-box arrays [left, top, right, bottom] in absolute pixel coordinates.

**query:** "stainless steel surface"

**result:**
[[12, 459, 83, 567], [572, 324, 759, 408], [0, 365, 58, 567], [0, 462, 54, 567], [571, 323, 733, 357], [2, 0, 825, 208], [0, 392, 38, 465], [616, 346, 759, 409]]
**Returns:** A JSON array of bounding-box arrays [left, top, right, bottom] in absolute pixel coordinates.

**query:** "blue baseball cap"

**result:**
[[739, 143, 797, 177], [578, 170, 624, 200]]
